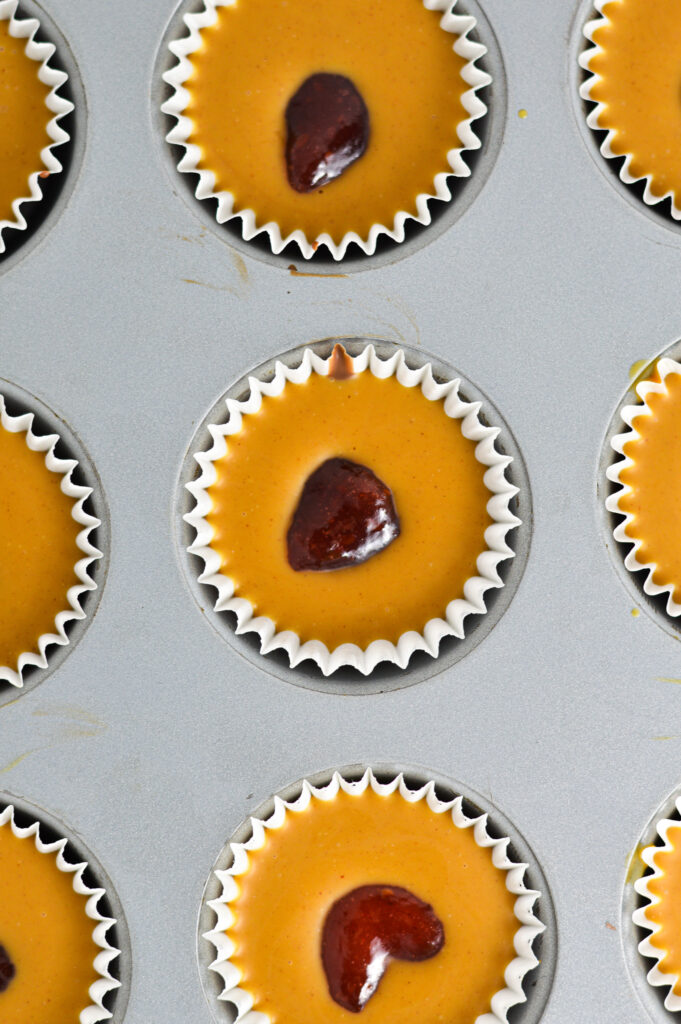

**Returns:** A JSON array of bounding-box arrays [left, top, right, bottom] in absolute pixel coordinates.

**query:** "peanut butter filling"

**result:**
[[643, 824, 681, 993]]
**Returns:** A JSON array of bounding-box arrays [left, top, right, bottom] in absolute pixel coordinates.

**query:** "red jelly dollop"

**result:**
[[285, 73, 370, 193], [0, 944, 15, 993], [286, 457, 400, 572], [321, 884, 445, 1013]]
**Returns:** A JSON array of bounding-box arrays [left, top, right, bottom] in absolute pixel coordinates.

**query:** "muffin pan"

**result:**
[[3, 0, 681, 1021]]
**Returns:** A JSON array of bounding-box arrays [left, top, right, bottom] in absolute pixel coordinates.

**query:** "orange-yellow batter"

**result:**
[[0, 422, 81, 671], [586, 0, 681, 211], [227, 788, 519, 1024], [0, 821, 99, 1023], [184, 0, 470, 241], [0, 16, 52, 225], [643, 824, 681, 992], [619, 368, 681, 603], [206, 371, 492, 648]]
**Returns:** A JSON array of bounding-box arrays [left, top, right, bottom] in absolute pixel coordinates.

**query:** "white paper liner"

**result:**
[[0, 0, 73, 254], [633, 794, 681, 1011], [162, 0, 490, 260], [204, 768, 544, 1024], [579, 1, 681, 221], [0, 393, 101, 687], [0, 803, 120, 1023], [185, 344, 520, 676], [606, 357, 681, 617]]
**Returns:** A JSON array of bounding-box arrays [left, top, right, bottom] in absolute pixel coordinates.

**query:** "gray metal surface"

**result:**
[[1, 0, 681, 1022]]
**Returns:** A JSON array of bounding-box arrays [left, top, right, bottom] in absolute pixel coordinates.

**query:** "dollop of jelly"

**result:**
[[0, 943, 16, 993], [285, 73, 370, 193], [321, 884, 445, 1012], [287, 457, 400, 572]]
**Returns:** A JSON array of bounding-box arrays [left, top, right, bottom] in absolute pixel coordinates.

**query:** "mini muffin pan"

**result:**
[[3, 0, 681, 1022]]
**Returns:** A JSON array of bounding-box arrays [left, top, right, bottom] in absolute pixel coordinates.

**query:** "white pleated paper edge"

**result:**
[[578, 0, 681, 221], [185, 344, 520, 676], [162, 0, 491, 260], [605, 357, 681, 617], [0, 393, 101, 686], [0, 804, 120, 1023], [633, 794, 681, 1012], [204, 768, 544, 1024], [0, 0, 73, 254]]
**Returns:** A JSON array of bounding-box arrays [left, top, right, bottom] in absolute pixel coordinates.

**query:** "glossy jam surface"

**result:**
[[206, 372, 491, 648], [0, 823, 98, 1023], [184, 0, 469, 241], [285, 74, 369, 194], [0, 17, 52, 224], [0, 422, 81, 670], [287, 457, 400, 571], [619, 369, 681, 601], [644, 825, 681, 991], [588, 0, 681, 211], [322, 884, 444, 1012], [227, 790, 518, 1024]]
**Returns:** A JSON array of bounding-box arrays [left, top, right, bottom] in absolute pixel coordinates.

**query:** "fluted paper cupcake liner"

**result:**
[[606, 357, 681, 617], [0, 0, 73, 254], [204, 768, 544, 1024], [0, 803, 120, 1022], [579, 1, 681, 221], [0, 393, 101, 686], [162, 0, 490, 260], [633, 793, 681, 1011], [185, 344, 520, 676]]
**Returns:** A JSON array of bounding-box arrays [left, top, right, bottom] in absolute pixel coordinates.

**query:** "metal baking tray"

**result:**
[[2, 0, 681, 1021]]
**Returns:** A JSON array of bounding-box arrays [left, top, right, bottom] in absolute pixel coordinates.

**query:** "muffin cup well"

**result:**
[[606, 357, 681, 618], [203, 767, 544, 1024], [633, 793, 681, 1012], [0, 0, 73, 254], [161, 0, 490, 261], [578, 0, 681, 221], [0, 803, 120, 1022], [0, 393, 101, 686], [184, 343, 520, 676]]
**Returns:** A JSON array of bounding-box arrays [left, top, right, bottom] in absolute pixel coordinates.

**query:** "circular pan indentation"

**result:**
[[152, 0, 507, 274], [621, 783, 681, 1022], [0, 378, 110, 709], [597, 337, 681, 641], [197, 762, 556, 1024], [0, 0, 87, 274], [569, 0, 681, 237], [0, 790, 131, 1023], [175, 337, 532, 694]]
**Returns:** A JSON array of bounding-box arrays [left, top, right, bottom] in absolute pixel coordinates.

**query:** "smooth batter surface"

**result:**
[[227, 789, 519, 1024], [0, 423, 81, 670], [619, 370, 681, 602], [0, 17, 52, 224], [587, 0, 681, 210], [0, 823, 99, 1023], [644, 825, 681, 992], [185, 0, 470, 241], [206, 372, 492, 648]]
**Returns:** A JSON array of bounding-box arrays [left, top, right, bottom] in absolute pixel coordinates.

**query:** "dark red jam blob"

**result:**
[[0, 944, 16, 993], [287, 458, 400, 572], [321, 885, 445, 1013], [285, 73, 370, 193]]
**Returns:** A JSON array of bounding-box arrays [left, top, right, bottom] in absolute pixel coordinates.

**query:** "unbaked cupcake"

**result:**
[[0, 803, 119, 1023], [185, 343, 520, 675], [0, 0, 73, 254], [634, 795, 681, 1010], [606, 356, 681, 617], [580, 0, 681, 220], [0, 393, 100, 687], [162, 0, 490, 259], [204, 768, 544, 1024]]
